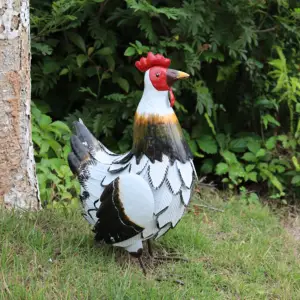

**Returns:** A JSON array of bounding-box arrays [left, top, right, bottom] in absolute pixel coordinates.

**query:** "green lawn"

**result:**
[[1, 191, 300, 299]]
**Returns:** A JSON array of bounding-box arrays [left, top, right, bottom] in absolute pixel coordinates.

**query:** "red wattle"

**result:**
[[169, 88, 175, 107]]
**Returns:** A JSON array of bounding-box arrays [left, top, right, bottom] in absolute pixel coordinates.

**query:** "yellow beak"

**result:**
[[176, 71, 190, 79]]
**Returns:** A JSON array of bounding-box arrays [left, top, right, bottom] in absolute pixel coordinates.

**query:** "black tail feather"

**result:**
[[73, 121, 99, 153], [68, 152, 81, 175], [70, 135, 90, 162]]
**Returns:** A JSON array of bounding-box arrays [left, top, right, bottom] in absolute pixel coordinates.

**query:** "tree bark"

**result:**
[[0, 0, 40, 210]]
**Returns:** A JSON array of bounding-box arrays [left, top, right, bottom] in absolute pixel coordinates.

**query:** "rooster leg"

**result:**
[[137, 257, 147, 276], [147, 240, 154, 257], [130, 248, 147, 276]]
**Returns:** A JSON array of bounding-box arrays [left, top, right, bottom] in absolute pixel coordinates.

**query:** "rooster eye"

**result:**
[[156, 73, 160, 77]]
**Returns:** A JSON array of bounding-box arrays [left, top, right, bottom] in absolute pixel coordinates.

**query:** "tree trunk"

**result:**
[[0, 0, 40, 210]]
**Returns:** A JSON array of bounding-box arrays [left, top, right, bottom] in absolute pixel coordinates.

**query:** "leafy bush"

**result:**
[[32, 103, 80, 207], [30, 0, 300, 203]]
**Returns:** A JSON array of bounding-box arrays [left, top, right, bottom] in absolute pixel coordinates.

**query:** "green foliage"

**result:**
[[30, 0, 300, 203], [32, 103, 80, 207]]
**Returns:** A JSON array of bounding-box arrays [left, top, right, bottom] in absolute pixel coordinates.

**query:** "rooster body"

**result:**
[[68, 53, 197, 258]]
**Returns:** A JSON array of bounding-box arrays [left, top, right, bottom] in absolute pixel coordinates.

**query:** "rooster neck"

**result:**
[[136, 86, 171, 115], [132, 110, 192, 164], [130, 73, 193, 163]]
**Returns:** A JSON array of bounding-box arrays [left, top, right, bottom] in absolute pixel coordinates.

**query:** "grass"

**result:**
[[1, 190, 300, 299]]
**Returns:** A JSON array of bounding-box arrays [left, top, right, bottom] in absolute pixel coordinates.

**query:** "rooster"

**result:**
[[68, 52, 197, 273]]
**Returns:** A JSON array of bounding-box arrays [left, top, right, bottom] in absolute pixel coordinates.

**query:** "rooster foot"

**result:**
[[147, 240, 188, 262], [137, 257, 147, 276], [153, 256, 189, 262], [130, 249, 148, 276]]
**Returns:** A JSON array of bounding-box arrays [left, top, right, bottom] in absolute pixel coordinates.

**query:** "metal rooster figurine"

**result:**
[[68, 52, 197, 274]]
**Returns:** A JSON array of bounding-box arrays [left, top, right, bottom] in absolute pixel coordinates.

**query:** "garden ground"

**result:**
[[1, 189, 300, 299]]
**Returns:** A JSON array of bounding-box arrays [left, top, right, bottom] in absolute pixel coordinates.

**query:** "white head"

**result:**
[[135, 52, 189, 115]]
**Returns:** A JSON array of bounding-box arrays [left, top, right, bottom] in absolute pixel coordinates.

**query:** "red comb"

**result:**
[[135, 52, 171, 72]]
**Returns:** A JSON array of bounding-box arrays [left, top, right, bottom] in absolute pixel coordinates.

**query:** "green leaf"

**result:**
[[229, 138, 248, 153], [275, 165, 285, 173], [59, 68, 69, 76], [201, 159, 214, 174], [61, 191, 73, 200], [228, 163, 245, 181], [135, 40, 142, 48], [96, 47, 113, 56], [221, 150, 238, 164], [247, 140, 261, 154], [262, 114, 280, 129], [277, 135, 289, 148], [87, 47, 94, 56], [256, 149, 266, 158], [39, 115, 52, 129], [102, 72, 111, 80], [116, 77, 129, 93], [105, 56, 115, 71], [67, 32, 86, 53], [292, 156, 300, 171], [76, 54, 88, 68], [195, 83, 214, 116], [204, 113, 216, 136], [188, 140, 197, 154], [260, 168, 283, 193], [266, 136, 277, 150], [216, 61, 240, 82], [79, 87, 97, 98], [40, 142, 50, 154], [245, 164, 255, 172], [216, 133, 227, 150], [196, 135, 218, 154], [124, 47, 136, 56], [43, 60, 60, 74], [248, 172, 258, 182], [48, 139, 62, 157], [32, 42, 53, 55], [242, 152, 257, 162], [216, 163, 229, 175], [50, 121, 71, 133], [291, 175, 300, 185]]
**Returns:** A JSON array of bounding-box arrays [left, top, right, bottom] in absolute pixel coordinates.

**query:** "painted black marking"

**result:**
[[155, 205, 169, 218], [177, 162, 193, 189], [179, 190, 189, 207], [79, 190, 90, 203], [166, 178, 181, 195], [87, 208, 97, 221], [113, 152, 134, 164], [136, 159, 149, 175], [141, 231, 155, 239], [154, 222, 172, 240], [93, 199, 100, 209], [147, 164, 169, 190], [101, 175, 114, 187], [108, 163, 130, 174], [94, 178, 144, 244], [78, 167, 91, 190], [132, 122, 192, 164]]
